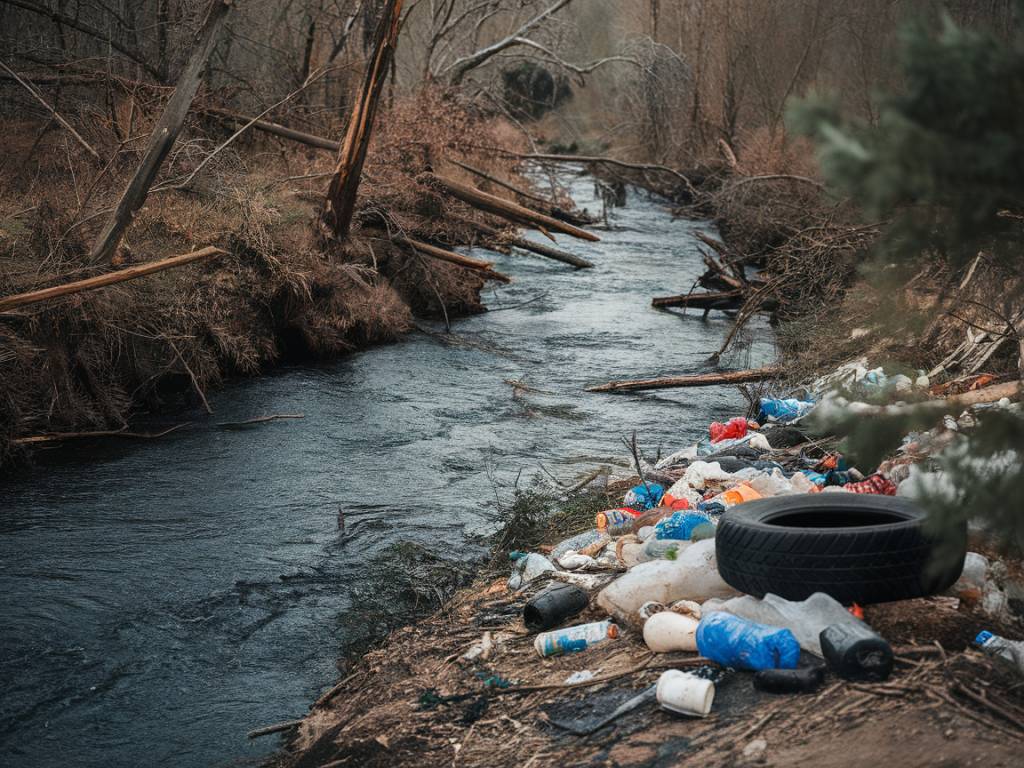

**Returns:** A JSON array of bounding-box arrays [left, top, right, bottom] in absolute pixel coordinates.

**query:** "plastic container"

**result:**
[[534, 620, 618, 657], [702, 592, 861, 656], [656, 670, 715, 717], [754, 665, 825, 694], [596, 508, 641, 534], [976, 631, 1024, 674], [596, 539, 738, 620], [523, 583, 590, 631], [655, 512, 713, 541], [820, 622, 893, 681], [695, 612, 800, 671], [643, 611, 699, 652], [507, 552, 555, 590]]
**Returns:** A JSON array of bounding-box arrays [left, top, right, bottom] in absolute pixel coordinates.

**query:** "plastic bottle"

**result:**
[[596, 539, 738, 621], [643, 611, 699, 652], [702, 592, 862, 656], [523, 583, 590, 631], [819, 623, 893, 681], [507, 552, 555, 590], [550, 530, 603, 561], [655, 512, 713, 541], [596, 508, 640, 534], [975, 631, 1024, 674], [534, 620, 618, 657], [695, 612, 800, 671]]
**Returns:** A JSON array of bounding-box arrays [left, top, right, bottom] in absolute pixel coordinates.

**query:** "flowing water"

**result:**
[[0, 177, 774, 767]]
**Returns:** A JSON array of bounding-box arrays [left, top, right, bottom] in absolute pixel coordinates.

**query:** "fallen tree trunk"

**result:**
[[322, 0, 404, 239], [89, 0, 232, 263], [652, 290, 743, 309], [203, 107, 341, 152], [392, 237, 512, 284], [465, 218, 593, 269], [423, 173, 599, 243], [587, 366, 780, 393], [0, 246, 226, 312], [449, 159, 593, 227]]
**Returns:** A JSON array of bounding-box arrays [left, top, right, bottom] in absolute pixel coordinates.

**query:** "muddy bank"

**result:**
[[0, 94, 561, 467]]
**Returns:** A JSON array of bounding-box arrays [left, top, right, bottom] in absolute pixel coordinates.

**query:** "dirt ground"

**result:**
[[275, 574, 1024, 768]]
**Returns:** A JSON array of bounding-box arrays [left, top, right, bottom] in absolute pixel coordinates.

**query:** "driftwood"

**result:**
[[588, 366, 780, 393], [517, 152, 700, 196], [89, 0, 232, 263], [0, 59, 99, 159], [651, 289, 743, 310], [392, 237, 512, 283], [204, 107, 341, 152], [322, 0, 403, 239], [13, 423, 191, 445], [449, 158, 592, 226], [465, 217, 593, 269], [247, 719, 305, 740], [216, 414, 305, 429], [423, 173, 599, 243], [0, 246, 226, 312]]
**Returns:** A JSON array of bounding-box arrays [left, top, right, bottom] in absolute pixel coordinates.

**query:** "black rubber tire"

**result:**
[[715, 495, 966, 605]]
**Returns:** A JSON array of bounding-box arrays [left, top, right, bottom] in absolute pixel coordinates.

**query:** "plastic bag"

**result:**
[[709, 417, 750, 443], [624, 483, 664, 511], [758, 397, 815, 423]]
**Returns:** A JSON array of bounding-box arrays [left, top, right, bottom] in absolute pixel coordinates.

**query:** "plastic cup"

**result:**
[[656, 670, 715, 717]]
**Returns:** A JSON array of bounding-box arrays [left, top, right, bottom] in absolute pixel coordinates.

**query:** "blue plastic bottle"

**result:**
[[696, 613, 801, 671]]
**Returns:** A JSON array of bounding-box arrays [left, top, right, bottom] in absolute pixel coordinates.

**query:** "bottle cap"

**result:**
[[975, 630, 995, 646]]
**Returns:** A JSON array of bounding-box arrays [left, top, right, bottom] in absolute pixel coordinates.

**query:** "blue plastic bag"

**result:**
[[758, 397, 815, 423], [696, 612, 800, 671], [655, 512, 713, 541], [623, 483, 663, 511]]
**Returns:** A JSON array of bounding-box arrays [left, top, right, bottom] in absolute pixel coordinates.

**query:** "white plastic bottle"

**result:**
[[976, 631, 1024, 674]]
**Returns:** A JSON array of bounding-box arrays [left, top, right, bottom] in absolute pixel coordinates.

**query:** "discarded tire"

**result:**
[[715, 495, 966, 605]]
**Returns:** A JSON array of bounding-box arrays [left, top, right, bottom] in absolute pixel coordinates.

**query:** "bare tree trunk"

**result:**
[[88, 0, 232, 264], [321, 0, 404, 240]]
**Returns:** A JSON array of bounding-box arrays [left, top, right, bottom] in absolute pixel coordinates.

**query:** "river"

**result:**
[[0, 175, 773, 767]]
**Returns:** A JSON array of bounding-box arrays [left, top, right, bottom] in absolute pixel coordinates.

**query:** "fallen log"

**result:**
[[392, 237, 511, 283], [449, 159, 593, 227], [587, 366, 780, 393], [423, 172, 599, 243], [204, 107, 340, 152], [247, 719, 305, 740], [652, 289, 743, 309], [465, 218, 593, 269], [89, 0, 232, 263], [13, 423, 191, 445], [0, 246, 226, 312], [216, 413, 305, 429]]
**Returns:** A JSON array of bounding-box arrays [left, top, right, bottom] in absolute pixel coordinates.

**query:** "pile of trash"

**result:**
[[500, 361, 1024, 725]]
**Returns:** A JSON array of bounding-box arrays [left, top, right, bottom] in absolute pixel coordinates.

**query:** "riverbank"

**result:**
[[0, 93, 587, 467], [277, 373, 1024, 767]]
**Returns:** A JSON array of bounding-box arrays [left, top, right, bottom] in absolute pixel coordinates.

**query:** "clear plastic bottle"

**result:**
[[976, 631, 1024, 674]]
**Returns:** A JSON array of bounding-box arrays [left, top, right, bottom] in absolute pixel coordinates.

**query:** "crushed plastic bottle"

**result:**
[[976, 631, 1024, 675], [695, 612, 800, 671], [655, 512, 713, 541], [507, 552, 555, 590], [702, 592, 860, 656]]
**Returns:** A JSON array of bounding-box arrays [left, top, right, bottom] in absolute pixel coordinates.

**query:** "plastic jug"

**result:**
[[702, 592, 862, 655], [596, 539, 738, 622], [695, 612, 800, 671], [820, 622, 893, 681]]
